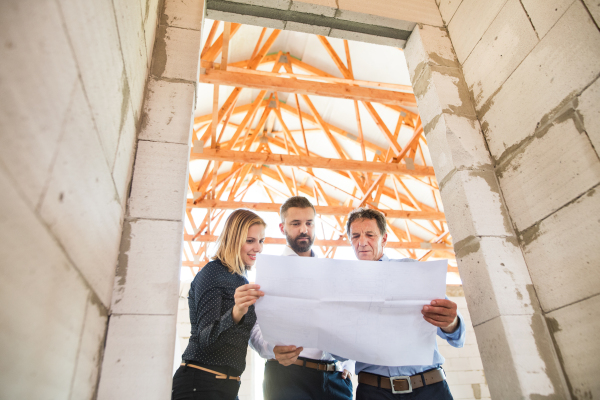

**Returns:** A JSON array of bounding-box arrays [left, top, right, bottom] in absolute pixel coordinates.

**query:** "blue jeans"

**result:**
[[356, 380, 454, 400], [263, 358, 353, 400]]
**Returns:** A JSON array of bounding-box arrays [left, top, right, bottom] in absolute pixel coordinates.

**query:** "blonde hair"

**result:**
[[212, 209, 266, 275]]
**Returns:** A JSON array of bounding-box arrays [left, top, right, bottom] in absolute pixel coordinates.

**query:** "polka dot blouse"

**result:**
[[181, 259, 257, 373]]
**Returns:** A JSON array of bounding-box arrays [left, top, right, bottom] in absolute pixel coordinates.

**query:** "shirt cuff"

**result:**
[[340, 359, 356, 375], [438, 315, 462, 340]]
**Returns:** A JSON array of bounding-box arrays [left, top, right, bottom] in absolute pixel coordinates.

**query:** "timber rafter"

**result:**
[[183, 21, 456, 276]]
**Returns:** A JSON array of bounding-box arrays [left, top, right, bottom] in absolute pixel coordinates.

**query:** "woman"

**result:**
[[172, 209, 266, 400]]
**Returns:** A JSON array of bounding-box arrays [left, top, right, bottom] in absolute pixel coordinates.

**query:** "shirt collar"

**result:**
[[282, 245, 317, 258], [379, 254, 389, 261]]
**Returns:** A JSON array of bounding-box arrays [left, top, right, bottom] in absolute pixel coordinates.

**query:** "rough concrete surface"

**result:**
[[456, 236, 536, 327], [97, 314, 177, 400], [448, 0, 507, 64], [0, 0, 78, 207], [546, 294, 600, 399], [521, 186, 600, 313], [436, 0, 464, 25], [128, 140, 190, 221], [113, 0, 148, 118], [577, 76, 600, 156], [152, 25, 203, 82], [424, 113, 491, 184], [520, 0, 575, 38], [462, 0, 539, 110], [480, 1, 600, 161], [111, 100, 137, 208], [0, 166, 90, 400], [474, 315, 567, 399], [404, 24, 458, 84], [163, 0, 205, 30], [439, 169, 512, 243], [139, 78, 195, 145], [57, 0, 127, 171], [143, 0, 161, 68], [583, 0, 600, 27], [39, 82, 123, 308], [498, 116, 600, 232], [69, 295, 109, 400], [111, 219, 183, 315]]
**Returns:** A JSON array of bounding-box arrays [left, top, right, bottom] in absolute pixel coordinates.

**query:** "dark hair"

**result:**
[[346, 208, 387, 236], [280, 196, 316, 222]]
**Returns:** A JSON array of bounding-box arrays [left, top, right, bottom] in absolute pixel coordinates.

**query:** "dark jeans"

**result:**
[[171, 363, 241, 400], [263, 358, 353, 400], [356, 380, 454, 400]]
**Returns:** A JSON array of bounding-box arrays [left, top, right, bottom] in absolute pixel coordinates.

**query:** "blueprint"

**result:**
[[254, 254, 448, 366]]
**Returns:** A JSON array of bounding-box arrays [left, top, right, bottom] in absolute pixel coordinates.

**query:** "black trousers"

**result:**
[[356, 380, 454, 400], [171, 364, 241, 400], [263, 358, 353, 400]]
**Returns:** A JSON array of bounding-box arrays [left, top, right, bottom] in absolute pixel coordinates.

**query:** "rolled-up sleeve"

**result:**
[[437, 309, 466, 348]]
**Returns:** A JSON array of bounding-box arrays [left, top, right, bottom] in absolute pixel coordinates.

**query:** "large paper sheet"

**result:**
[[254, 254, 447, 366]]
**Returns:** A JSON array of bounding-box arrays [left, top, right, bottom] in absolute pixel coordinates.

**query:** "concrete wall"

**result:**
[[440, 289, 490, 400], [0, 0, 161, 398], [438, 1, 600, 398]]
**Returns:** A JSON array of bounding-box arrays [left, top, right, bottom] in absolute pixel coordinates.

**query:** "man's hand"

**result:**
[[421, 299, 459, 333], [273, 345, 303, 366], [232, 284, 264, 324], [341, 369, 352, 380]]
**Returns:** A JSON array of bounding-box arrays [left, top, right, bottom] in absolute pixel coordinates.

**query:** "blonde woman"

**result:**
[[172, 209, 266, 400]]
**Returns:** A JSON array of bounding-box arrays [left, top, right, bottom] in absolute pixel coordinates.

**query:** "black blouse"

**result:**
[[181, 259, 257, 373]]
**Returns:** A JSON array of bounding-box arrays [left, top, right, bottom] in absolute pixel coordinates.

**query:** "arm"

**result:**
[[248, 322, 276, 359], [422, 296, 466, 348], [195, 286, 236, 349]]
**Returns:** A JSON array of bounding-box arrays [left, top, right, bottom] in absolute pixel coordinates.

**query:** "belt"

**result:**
[[268, 358, 337, 372], [181, 363, 241, 381], [358, 368, 446, 394]]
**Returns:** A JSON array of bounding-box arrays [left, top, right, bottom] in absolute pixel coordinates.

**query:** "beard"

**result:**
[[285, 231, 315, 254]]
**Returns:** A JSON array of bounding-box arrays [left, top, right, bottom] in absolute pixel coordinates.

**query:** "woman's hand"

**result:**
[[232, 284, 264, 324]]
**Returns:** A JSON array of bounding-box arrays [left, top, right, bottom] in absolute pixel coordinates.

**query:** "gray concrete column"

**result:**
[[96, 0, 205, 398], [404, 24, 569, 399]]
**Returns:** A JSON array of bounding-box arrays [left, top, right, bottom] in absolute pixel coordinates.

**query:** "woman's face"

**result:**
[[241, 224, 266, 268]]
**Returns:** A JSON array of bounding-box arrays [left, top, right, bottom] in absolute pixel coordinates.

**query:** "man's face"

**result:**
[[349, 218, 387, 261], [280, 207, 315, 254]]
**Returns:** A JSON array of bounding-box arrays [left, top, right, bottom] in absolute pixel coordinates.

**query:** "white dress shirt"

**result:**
[[248, 245, 356, 374]]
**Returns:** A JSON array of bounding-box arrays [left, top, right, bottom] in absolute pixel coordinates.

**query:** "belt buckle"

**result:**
[[389, 376, 412, 394]]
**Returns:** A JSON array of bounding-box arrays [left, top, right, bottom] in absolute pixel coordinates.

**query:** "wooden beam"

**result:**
[[200, 69, 416, 107], [185, 234, 452, 250], [187, 200, 446, 221], [202, 23, 241, 62], [191, 149, 436, 177]]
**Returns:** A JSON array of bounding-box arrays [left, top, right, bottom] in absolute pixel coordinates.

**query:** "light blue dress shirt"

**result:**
[[354, 254, 466, 377]]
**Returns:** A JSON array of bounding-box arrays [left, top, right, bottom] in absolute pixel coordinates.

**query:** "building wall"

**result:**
[[440, 292, 490, 400], [438, 0, 600, 398], [0, 0, 161, 398]]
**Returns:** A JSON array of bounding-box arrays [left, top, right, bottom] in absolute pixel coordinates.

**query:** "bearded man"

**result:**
[[249, 196, 355, 400]]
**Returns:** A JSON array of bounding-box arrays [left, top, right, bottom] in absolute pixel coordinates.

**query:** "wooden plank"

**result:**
[[184, 234, 452, 250], [191, 149, 435, 177], [202, 23, 241, 62], [186, 199, 446, 221], [200, 69, 417, 107]]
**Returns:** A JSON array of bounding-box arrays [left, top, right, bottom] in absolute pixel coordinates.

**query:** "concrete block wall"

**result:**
[[0, 0, 161, 398], [96, 0, 204, 398], [438, 0, 600, 398], [404, 22, 569, 399], [439, 292, 490, 400]]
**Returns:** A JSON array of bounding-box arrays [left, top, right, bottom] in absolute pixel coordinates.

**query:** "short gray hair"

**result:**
[[346, 208, 387, 236], [280, 196, 316, 222]]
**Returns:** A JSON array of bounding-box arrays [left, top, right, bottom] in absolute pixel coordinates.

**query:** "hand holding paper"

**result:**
[[254, 254, 447, 366]]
